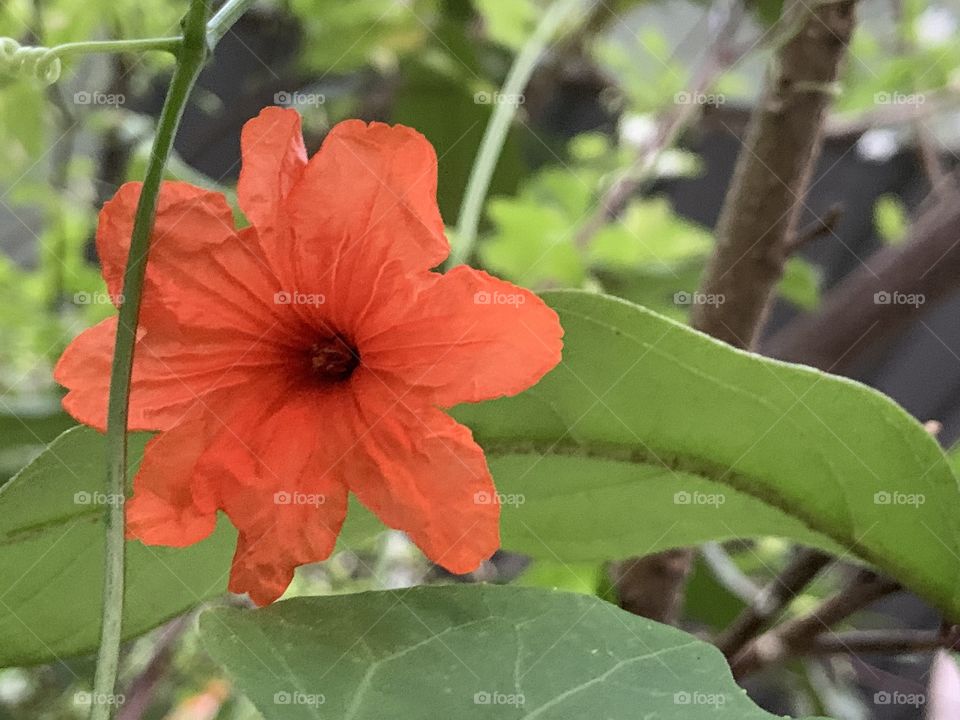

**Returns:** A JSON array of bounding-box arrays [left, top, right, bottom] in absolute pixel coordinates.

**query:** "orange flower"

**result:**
[[54, 108, 563, 605]]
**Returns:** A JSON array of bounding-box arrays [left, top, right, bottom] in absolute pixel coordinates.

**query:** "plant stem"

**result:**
[[0, 36, 182, 82], [730, 570, 900, 678], [716, 548, 832, 656], [206, 0, 258, 48], [49, 37, 183, 59], [91, 2, 211, 718], [447, 0, 589, 268]]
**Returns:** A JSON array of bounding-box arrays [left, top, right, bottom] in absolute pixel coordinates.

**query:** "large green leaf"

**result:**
[[200, 585, 825, 720], [453, 290, 960, 619], [0, 427, 237, 668]]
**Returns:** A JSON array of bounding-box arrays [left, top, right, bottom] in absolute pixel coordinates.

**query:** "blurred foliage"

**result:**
[[874, 193, 909, 245]]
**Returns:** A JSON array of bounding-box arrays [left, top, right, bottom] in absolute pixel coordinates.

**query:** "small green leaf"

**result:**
[[874, 194, 909, 245], [778, 256, 822, 311], [588, 198, 713, 269], [481, 199, 586, 287], [200, 585, 827, 719], [473, 0, 538, 49]]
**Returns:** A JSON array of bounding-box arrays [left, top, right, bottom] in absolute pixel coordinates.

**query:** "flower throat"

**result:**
[[310, 334, 359, 382]]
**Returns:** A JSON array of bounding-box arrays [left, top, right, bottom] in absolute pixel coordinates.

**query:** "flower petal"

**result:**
[[346, 387, 500, 574], [276, 120, 448, 297], [360, 267, 563, 406], [237, 106, 308, 245], [195, 389, 351, 605], [54, 317, 265, 432], [125, 408, 220, 546], [97, 182, 300, 345]]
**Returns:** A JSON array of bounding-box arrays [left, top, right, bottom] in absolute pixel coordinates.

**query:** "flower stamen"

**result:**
[[310, 335, 359, 382]]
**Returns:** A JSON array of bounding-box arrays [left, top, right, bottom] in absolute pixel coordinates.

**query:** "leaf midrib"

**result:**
[[482, 437, 942, 613]]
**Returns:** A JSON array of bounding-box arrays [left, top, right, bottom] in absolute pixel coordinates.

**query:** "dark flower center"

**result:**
[[309, 334, 359, 382]]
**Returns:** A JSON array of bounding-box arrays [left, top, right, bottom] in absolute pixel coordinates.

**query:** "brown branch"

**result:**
[[715, 548, 833, 656], [616, 0, 857, 626], [610, 550, 696, 623], [803, 626, 960, 656], [764, 195, 960, 368], [691, 0, 858, 347], [730, 570, 901, 678], [786, 203, 843, 255]]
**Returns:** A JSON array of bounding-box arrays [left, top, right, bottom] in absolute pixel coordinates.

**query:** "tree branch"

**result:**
[[764, 193, 960, 369], [730, 570, 901, 678], [691, 0, 857, 347], [715, 548, 833, 656], [803, 627, 960, 656]]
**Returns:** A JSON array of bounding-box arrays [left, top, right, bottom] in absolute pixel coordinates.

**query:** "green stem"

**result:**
[[49, 37, 182, 58], [447, 0, 589, 268], [90, 2, 211, 719], [0, 36, 182, 83], [206, 0, 258, 48]]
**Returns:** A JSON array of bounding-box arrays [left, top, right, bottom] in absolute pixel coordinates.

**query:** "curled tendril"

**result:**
[[0, 38, 62, 84]]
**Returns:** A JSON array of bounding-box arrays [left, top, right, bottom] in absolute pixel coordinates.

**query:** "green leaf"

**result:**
[[200, 584, 825, 719], [473, 0, 538, 49], [452, 291, 960, 619], [588, 198, 713, 270], [778, 256, 822, 311], [481, 199, 586, 287], [874, 194, 909, 245], [0, 426, 236, 667]]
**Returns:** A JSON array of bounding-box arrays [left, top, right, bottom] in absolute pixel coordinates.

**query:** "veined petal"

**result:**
[[125, 407, 220, 546], [274, 120, 448, 301], [194, 388, 351, 605], [54, 317, 269, 432], [345, 384, 500, 574], [96, 182, 301, 345], [360, 267, 563, 406], [237, 106, 308, 250]]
